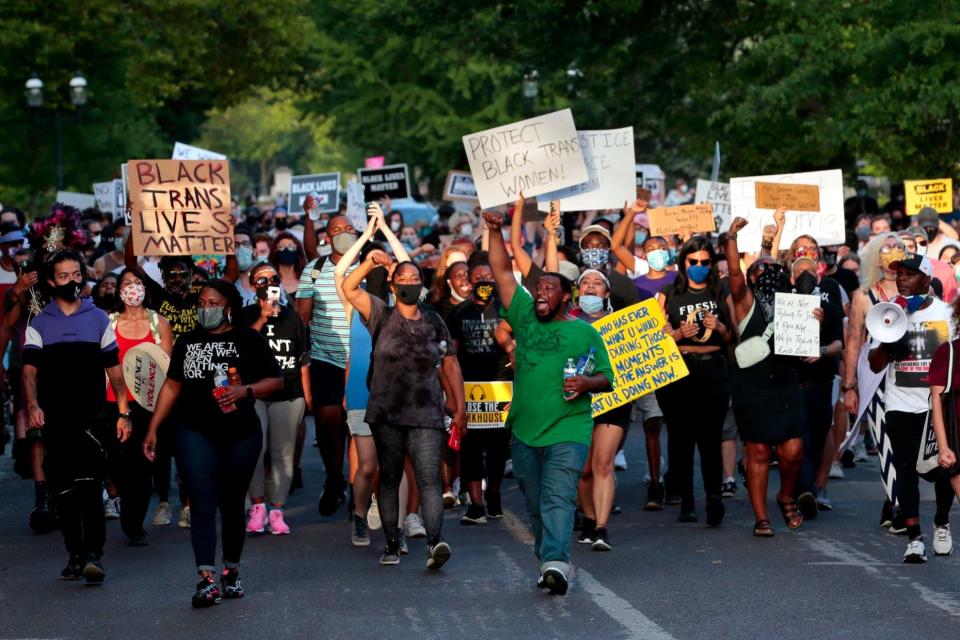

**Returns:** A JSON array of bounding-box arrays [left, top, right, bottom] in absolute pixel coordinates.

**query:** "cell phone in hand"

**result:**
[[267, 285, 281, 316]]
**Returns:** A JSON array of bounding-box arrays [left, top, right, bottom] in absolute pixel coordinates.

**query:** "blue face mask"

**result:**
[[647, 249, 670, 272], [635, 230, 648, 246], [236, 245, 254, 272], [668, 247, 678, 262], [578, 294, 605, 314], [904, 294, 926, 314], [687, 265, 711, 284]]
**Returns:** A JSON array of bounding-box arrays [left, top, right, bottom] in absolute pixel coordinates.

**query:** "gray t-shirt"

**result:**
[[362, 296, 454, 429]]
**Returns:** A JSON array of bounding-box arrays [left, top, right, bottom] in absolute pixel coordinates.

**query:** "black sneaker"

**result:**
[[644, 483, 664, 511], [82, 558, 105, 586], [721, 480, 736, 498], [840, 449, 856, 468], [678, 512, 698, 523], [380, 538, 401, 566], [880, 501, 894, 528], [192, 577, 222, 608], [485, 492, 503, 519], [461, 503, 488, 525], [705, 495, 725, 527], [317, 480, 345, 516], [797, 492, 818, 520], [220, 568, 243, 599], [890, 512, 908, 535], [592, 527, 612, 551], [59, 555, 83, 581], [542, 568, 569, 595], [578, 517, 596, 544], [352, 514, 370, 547]]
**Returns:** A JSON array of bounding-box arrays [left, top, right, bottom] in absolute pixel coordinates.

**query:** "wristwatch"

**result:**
[[246, 386, 254, 399], [840, 381, 857, 392], [118, 412, 132, 421]]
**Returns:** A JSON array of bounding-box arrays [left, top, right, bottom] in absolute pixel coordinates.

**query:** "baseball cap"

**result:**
[[916, 207, 939, 227], [889, 253, 933, 277], [557, 260, 580, 283], [578, 224, 611, 248]]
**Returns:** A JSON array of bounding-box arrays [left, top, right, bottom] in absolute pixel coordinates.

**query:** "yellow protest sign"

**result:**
[[590, 300, 688, 417], [905, 178, 953, 214], [465, 381, 513, 429]]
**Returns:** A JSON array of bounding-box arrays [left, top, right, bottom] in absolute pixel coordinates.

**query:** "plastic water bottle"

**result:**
[[213, 370, 237, 413], [563, 357, 578, 400], [576, 347, 597, 377]]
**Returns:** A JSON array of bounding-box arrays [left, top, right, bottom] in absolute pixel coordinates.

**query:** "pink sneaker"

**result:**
[[269, 509, 290, 535], [246, 504, 266, 534]]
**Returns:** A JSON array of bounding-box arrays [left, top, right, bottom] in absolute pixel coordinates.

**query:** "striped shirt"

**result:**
[[296, 257, 355, 368]]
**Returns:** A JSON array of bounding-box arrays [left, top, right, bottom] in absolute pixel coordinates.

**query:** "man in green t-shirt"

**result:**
[[483, 211, 613, 596]]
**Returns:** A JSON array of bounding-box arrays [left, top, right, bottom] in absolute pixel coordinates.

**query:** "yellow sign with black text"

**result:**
[[905, 178, 953, 214], [464, 381, 513, 429]]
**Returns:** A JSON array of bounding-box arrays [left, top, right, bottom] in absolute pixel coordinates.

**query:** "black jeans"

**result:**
[[656, 354, 729, 512], [107, 402, 153, 539], [371, 423, 445, 546], [886, 410, 954, 522], [460, 428, 510, 484], [799, 381, 833, 495], [173, 422, 262, 572]]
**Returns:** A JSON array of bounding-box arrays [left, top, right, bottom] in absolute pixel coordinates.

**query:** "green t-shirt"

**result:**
[[504, 286, 613, 447]]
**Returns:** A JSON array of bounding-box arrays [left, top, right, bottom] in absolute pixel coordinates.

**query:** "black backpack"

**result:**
[[366, 304, 447, 389]]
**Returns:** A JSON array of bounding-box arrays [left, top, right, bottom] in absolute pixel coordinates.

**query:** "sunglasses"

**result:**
[[795, 246, 820, 259], [254, 275, 281, 286], [164, 270, 189, 279], [686, 258, 711, 267], [916, 239, 928, 247]]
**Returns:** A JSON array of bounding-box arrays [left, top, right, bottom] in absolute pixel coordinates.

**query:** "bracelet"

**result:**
[[119, 412, 131, 420], [760, 241, 773, 250], [727, 234, 737, 240], [840, 381, 857, 392]]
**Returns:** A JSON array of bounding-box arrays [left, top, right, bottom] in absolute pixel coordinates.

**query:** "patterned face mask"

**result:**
[[581, 248, 610, 269], [120, 282, 145, 308], [750, 262, 782, 323]]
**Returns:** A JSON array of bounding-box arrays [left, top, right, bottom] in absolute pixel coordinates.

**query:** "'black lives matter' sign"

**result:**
[[357, 164, 411, 200], [289, 172, 340, 214]]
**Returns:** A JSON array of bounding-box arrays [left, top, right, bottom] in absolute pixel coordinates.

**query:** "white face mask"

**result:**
[[460, 223, 474, 236], [390, 220, 401, 232], [91, 234, 101, 246]]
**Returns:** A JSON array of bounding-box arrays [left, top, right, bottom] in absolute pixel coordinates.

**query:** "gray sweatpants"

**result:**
[[250, 398, 307, 505]]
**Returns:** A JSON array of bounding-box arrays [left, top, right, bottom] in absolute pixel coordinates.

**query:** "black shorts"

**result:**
[[594, 402, 632, 429], [309, 359, 347, 408]]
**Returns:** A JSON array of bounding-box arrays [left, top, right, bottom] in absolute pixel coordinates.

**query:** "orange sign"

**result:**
[[648, 203, 715, 237]]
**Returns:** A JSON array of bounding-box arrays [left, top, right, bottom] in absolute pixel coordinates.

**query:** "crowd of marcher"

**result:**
[[4, 178, 960, 604]]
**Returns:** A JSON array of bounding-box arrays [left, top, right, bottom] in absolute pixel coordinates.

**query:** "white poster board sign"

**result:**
[[729, 169, 845, 250], [635, 163, 666, 205], [537, 127, 636, 212], [113, 179, 126, 222], [345, 178, 366, 230], [172, 142, 227, 161], [695, 179, 731, 233], [462, 109, 588, 209], [56, 191, 96, 210], [93, 181, 114, 214], [774, 292, 820, 357], [120, 165, 131, 225]]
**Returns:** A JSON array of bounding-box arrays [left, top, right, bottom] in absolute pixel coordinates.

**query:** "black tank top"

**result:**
[[664, 284, 729, 348]]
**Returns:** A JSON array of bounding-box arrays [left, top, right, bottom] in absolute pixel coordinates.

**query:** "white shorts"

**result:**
[[347, 409, 372, 437]]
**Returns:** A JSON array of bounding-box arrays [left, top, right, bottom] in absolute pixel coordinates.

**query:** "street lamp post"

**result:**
[[24, 72, 88, 191], [522, 70, 539, 117]]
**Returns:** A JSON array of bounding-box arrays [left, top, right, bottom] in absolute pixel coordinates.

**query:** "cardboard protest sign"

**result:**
[[774, 292, 820, 357], [695, 179, 731, 232], [729, 169, 845, 250], [464, 381, 513, 429], [93, 182, 114, 214], [289, 172, 340, 215], [172, 142, 227, 161], [754, 181, 820, 212], [443, 171, 479, 202], [905, 178, 953, 214], [647, 203, 716, 237], [536, 127, 636, 212], [56, 191, 96, 210], [113, 179, 126, 222], [122, 343, 170, 412], [462, 108, 588, 209], [345, 178, 367, 230], [357, 164, 410, 200], [127, 159, 233, 256], [590, 300, 688, 417]]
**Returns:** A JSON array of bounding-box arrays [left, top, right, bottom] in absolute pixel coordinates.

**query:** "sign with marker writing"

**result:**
[[443, 171, 479, 202], [93, 181, 114, 214], [113, 179, 126, 222], [357, 163, 411, 200], [462, 108, 588, 209], [647, 203, 716, 237], [754, 181, 820, 212], [695, 179, 731, 232], [536, 127, 636, 212], [774, 292, 820, 357], [172, 142, 227, 161], [729, 169, 845, 250], [289, 172, 340, 214], [904, 178, 953, 215], [590, 300, 688, 417], [127, 159, 234, 256], [464, 381, 513, 429]]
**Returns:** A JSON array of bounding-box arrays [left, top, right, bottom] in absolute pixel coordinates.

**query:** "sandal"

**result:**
[[777, 498, 804, 530], [753, 519, 774, 537]]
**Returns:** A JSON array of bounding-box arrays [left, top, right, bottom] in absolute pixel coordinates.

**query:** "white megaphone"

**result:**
[[866, 301, 908, 344]]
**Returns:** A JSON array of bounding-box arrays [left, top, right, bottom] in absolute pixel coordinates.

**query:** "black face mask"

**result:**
[[794, 271, 818, 295], [276, 247, 298, 265], [394, 283, 422, 306], [274, 219, 288, 231], [822, 250, 837, 267], [55, 281, 81, 302], [925, 225, 939, 240]]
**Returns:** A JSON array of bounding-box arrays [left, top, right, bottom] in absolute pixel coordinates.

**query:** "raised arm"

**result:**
[[484, 212, 518, 310], [543, 201, 561, 273], [509, 192, 533, 277], [342, 249, 391, 322], [611, 200, 641, 274], [302, 195, 319, 260], [763, 206, 787, 260], [725, 217, 753, 318], [334, 212, 378, 315], [369, 202, 410, 262]]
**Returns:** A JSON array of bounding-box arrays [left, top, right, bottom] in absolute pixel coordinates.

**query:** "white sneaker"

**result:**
[[104, 497, 120, 520], [614, 450, 628, 471], [828, 462, 845, 479], [367, 495, 382, 531], [854, 440, 869, 462], [643, 457, 665, 484], [178, 506, 191, 529], [933, 524, 953, 556], [151, 501, 172, 526], [404, 512, 426, 538], [504, 459, 514, 478], [903, 538, 927, 563]]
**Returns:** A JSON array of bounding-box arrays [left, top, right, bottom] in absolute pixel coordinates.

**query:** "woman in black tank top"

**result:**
[[655, 236, 734, 526]]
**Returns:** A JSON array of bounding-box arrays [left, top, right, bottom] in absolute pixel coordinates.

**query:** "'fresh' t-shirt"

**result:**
[[504, 286, 613, 447]]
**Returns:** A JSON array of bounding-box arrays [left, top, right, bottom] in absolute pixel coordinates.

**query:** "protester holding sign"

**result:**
[[106, 267, 173, 545], [655, 236, 733, 526], [482, 210, 612, 595]]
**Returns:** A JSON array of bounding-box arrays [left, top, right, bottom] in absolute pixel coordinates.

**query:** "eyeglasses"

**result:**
[[880, 242, 906, 254], [164, 270, 189, 279], [795, 246, 820, 259], [686, 258, 711, 267], [254, 275, 281, 286]]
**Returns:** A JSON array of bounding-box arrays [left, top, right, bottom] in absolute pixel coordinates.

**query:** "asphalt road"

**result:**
[[2, 421, 959, 640]]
